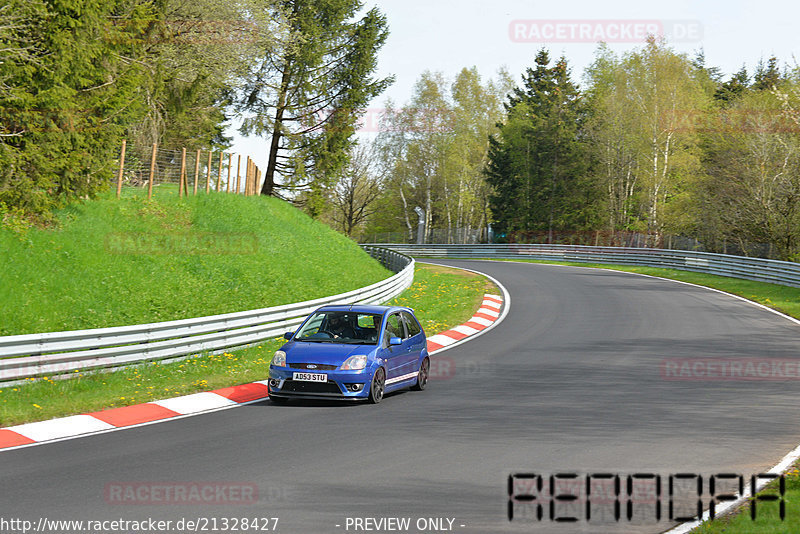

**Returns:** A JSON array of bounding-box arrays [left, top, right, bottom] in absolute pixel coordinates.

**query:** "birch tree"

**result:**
[[372, 69, 504, 243], [622, 39, 707, 239], [584, 40, 708, 240]]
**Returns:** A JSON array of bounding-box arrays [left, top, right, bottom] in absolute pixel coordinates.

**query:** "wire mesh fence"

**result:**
[[114, 140, 264, 198]]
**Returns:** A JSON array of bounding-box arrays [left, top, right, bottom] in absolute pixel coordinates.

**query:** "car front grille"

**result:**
[[289, 363, 338, 371], [281, 380, 343, 394]]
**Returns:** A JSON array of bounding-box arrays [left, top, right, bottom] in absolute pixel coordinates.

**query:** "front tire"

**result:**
[[369, 367, 385, 404], [411, 357, 430, 391]]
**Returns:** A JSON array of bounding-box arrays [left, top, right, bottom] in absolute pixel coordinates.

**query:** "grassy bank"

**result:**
[[0, 187, 390, 335], [0, 263, 497, 426]]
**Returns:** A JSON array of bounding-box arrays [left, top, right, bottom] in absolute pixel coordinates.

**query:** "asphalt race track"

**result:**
[[3, 260, 800, 534]]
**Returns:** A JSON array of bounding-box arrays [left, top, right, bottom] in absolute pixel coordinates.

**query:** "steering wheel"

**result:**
[[315, 329, 335, 338]]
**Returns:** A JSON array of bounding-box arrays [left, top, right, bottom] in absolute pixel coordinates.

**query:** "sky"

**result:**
[[225, 0, 800, 172]]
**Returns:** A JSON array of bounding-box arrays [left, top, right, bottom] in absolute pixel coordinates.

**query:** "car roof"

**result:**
[[316, 304, 413, 315]]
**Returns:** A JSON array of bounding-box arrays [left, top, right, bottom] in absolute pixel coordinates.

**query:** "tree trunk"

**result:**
[[444, 176, 452, 243], [262, 64, 292, 196], [399, 186, 414, 242], [425, 167, 433, 243]]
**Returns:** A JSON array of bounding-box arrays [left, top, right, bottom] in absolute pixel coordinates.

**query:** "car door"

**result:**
[[400, 311, 425, 372], [381, 312, 410, 382]]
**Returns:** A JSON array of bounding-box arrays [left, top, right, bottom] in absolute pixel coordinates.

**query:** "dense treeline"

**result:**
[[356, 39, 800, 261], [0, 0, 259, 218], [0, 0, 389, 223], [3, 4, 797, 262]]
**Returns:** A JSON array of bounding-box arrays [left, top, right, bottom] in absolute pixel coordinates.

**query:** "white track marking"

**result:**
[[8, 415, 115, 442], [152, 392, 238, 415]]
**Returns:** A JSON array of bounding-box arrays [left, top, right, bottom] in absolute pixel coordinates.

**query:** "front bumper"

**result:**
[[268, 365, 375, 400]]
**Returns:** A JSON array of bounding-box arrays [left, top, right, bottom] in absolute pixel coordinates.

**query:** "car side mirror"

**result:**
[[389, 337, 402, 346], [284, 331, 294, 340]]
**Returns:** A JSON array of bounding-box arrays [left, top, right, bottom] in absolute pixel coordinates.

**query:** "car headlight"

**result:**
[[272, 350, 287, 367], [340, 354, 367, 371]]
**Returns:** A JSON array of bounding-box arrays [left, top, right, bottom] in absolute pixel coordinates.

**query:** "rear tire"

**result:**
[[411, 357, 430, 391], [369, 367, 385, 404], [270, 395, 288, 405]]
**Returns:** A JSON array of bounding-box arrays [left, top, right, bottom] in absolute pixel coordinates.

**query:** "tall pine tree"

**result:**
[[0, 0, 153, 216], [237, 0, 393, 205], [485, 49, 597, 241]]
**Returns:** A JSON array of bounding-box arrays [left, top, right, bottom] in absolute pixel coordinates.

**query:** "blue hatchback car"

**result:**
[[268, 305, 429, 404]]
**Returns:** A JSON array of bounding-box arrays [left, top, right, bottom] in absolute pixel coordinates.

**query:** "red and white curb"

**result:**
[[0, 283, 507, 453], [426, 294, 504, 353], [0, 381, 271, 451]]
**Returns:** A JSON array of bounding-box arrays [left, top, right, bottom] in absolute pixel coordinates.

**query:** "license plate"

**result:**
[[292, 372, 327, 382]]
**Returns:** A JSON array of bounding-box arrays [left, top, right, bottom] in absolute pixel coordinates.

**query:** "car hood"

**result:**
[[283, 341, 375, 365]]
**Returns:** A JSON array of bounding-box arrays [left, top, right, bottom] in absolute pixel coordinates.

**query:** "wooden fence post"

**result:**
[[193, 149, 200, 195], [147, 142, 157, 200], [250, 161, 255, 196], [116, 139, 126, 198], [245, 157, 251, 196], [206, 150, 212, 193], [226, 153, 232, 193], [254, 164, 258, 196], [179, 148, 187, 197], [236, 155, 241, 194], [217, 152, 223, 191]]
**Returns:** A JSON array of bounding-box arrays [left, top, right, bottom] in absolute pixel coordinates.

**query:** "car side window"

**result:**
[[401, 312, 421, 337], [300, 313, 324, 336], [385, 313, 404, 342]]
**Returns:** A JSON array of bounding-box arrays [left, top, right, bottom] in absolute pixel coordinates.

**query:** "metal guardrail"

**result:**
[[370, 244, 800, 288], [0, 247, 414, 382]]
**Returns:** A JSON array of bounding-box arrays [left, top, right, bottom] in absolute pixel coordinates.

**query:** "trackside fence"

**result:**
[[114, 140, 265, 199], [0, 247, 413, 383], [368, 244, 800, 288]]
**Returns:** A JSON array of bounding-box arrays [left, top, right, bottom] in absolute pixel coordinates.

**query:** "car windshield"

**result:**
[[294, 311, 382, 345]]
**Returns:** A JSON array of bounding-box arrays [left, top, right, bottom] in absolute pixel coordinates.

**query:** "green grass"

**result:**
[[0, 343, 283, 426], [386, 262, 498, 334], [0, 186, 390, 335], [492, 259, 800, 321], [692, 465, 800, 533], [0, 263, 497, 426]]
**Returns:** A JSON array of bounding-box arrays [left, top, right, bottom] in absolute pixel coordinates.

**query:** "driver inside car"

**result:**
[[327, 314, 356, 339]]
